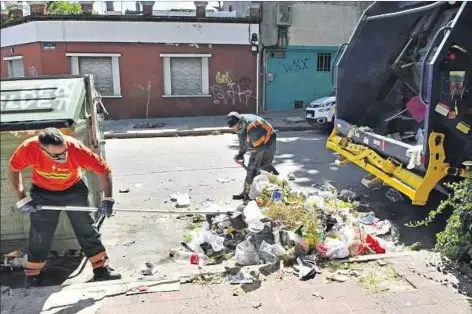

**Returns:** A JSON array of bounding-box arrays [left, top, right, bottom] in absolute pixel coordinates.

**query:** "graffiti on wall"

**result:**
[[211, 74, 255, 106], [279, 57, 310, 73], [215, 71, 233, 84]]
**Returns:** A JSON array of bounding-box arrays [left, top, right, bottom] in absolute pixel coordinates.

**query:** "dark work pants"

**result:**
[[26, 181, 107, 275], [243, 134, 277, 194]]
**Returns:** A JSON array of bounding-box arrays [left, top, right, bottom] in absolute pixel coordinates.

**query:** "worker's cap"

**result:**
[[226, 111, 241, 127]]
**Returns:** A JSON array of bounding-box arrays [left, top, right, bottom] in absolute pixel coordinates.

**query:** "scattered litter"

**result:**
[[252, 302, 263, 309], [2, 250, 27, 268], [359, 213, 379, 225], [167, 166, 404, 291], [271, 189, 284, 202], [235, 240, 261, 266], [227, 271, 254, 284], [232, 287, 246, 296], [329, 273, 349, 282], [124, 240, 136, 247], [385, 188, 404, 203], [287, 173, 296, 181], [339, 190, 359, 202], [312, 291, 324, 299], [2, 288, 13, 297], [296, 257, 318, 281], [217, 178, 231, 184], [169, 249, 208, 266], [119, 188, 130, 193], [171, 193, 190, 208], [140, 262, 156, 276]]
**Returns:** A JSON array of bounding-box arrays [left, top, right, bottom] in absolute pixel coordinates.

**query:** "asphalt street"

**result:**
[[100, 130, 448, 280]]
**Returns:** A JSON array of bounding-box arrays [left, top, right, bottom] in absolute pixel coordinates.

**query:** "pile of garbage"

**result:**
[[169, 171, 401, 275]]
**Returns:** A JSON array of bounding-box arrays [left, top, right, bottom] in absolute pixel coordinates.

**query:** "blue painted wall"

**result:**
[[265, 46, 338, 111]]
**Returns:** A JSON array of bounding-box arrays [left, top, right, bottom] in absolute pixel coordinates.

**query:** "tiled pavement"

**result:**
[[99, 253, 472, 314]]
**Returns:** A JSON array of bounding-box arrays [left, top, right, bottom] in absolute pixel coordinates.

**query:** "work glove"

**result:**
[[98, 197, 115, 218], [16, 196, 37, 215]]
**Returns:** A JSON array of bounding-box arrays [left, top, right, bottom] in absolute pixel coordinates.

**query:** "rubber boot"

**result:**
[[93, 266, 122, 281]]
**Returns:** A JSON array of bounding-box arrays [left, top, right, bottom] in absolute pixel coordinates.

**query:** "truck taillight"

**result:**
[[421, 156, 426, 165], [449, 53, 456, 60]]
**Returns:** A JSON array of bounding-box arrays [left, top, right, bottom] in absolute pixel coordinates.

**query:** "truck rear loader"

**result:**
[[327, 1, 472, 205]]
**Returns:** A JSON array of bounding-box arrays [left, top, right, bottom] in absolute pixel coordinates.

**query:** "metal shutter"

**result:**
[[9, 59, 25, 78], [79, 57, 114, 95], [170, 58, 202, 95]]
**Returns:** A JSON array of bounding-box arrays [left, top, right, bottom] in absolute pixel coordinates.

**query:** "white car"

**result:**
[[305, 92, 336, 131]]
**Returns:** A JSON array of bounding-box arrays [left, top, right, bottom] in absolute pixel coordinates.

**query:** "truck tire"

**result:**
[[322, 120, 335, 133]]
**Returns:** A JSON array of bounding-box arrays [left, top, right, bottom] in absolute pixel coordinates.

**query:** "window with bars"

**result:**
[[68, 53, 121, 97], [78, 57, 114, 96], [161, 54, 210, 97], [170, 58, 203, 95], [317, 52, 332, 72], [7, 58, 25, 78]]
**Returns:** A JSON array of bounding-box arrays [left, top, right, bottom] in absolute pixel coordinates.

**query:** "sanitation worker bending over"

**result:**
[[226, 112, 279, 201], [7, 127, 121, 288]]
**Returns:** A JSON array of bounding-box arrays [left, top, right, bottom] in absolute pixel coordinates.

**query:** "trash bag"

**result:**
[[243, 201, 265, 233], [248, 175, 270, 200], [235, 240, 261, 266], [259, 241, 278, 264], [339, 190, 360, 202], [201, 231, 225, 252], [324, 237, 350, 259], [304, 195, 328, 211]]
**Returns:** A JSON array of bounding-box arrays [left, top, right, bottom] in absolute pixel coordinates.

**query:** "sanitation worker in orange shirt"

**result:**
[[7, 127, 121, 288]]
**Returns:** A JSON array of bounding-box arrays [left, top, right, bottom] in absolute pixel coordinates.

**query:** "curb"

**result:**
[[104, 125, 314, 139]]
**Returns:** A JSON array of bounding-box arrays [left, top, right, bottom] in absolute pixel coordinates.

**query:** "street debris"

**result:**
[[168, 172, 404, 290], [232, 287, 246, 296], [217, 178, 231, 184], [140, 262, 156, 276], [119, 188, 131, 193], [170, 193, 191, 208], [252, 301, 263, 308], [312, 291, 324, 299], [2, 250, 27, 268]]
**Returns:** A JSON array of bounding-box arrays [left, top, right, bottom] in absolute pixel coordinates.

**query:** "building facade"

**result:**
[[0, 2, 260, 120], [260, 1, 370, 111]]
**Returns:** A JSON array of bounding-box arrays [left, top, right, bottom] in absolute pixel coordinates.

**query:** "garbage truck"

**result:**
[[327, 1, 472, 205]]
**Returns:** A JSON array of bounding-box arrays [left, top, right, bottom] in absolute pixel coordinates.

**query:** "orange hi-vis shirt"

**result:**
[[9, 135, 111, 191]]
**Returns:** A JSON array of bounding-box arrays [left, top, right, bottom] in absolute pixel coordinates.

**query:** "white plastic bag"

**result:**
[[324, 237, 350, 259], [248, 175, 270, 200], [304, 195, 328, 211], [201, 231, 225, 252], [243, 201, 265, 233], [235, 240, 260, 266]]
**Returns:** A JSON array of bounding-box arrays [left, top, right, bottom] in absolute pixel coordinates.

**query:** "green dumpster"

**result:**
[[0, 75, 106, 255]]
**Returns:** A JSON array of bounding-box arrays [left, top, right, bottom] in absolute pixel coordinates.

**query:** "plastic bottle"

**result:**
[[169, 249, 208, 266]]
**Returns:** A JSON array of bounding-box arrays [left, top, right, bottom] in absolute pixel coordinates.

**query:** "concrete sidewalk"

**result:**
[[103, 110, 313, 139], [98, 251, 472, 314]]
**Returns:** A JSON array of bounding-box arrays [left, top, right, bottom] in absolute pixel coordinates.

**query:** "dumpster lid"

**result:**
[[0, 77, 86, 124]]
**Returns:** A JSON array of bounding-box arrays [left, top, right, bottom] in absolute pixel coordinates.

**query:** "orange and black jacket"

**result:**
[[237, 114, 276, 154]]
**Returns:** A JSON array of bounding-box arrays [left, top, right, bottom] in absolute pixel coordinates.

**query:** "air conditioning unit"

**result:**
[[276, 3, 292, 26]]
